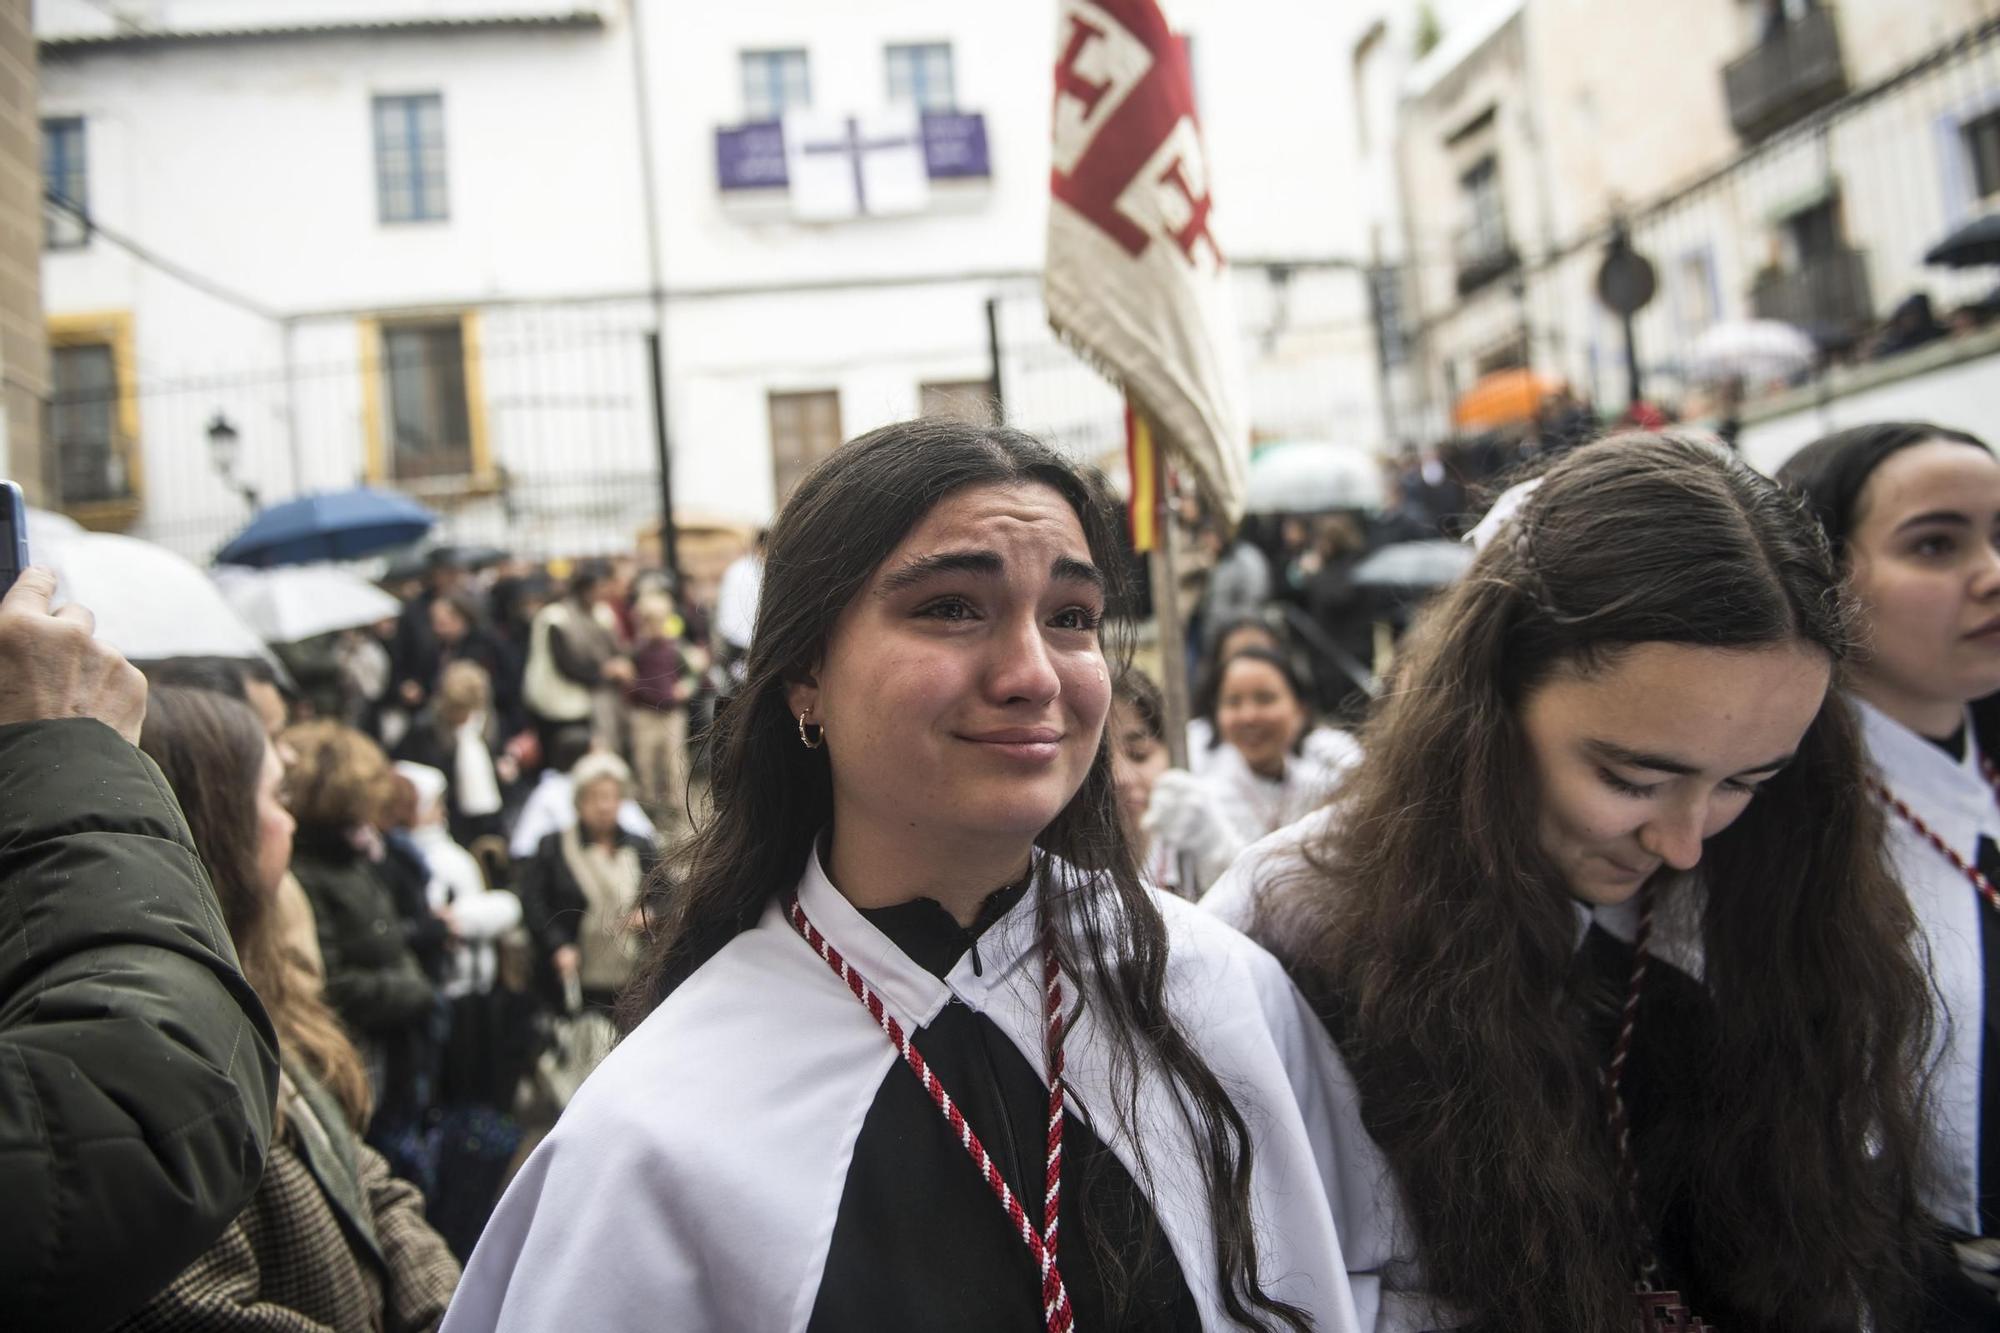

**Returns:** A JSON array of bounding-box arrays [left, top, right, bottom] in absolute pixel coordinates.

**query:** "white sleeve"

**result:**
[[1302, 727, 1363, 781], [1267, 970, 1401, 1324], [452, 885, 522, 940], [1200, 806, 1333, 914], [1210, 911, 1403, 1332], [617, 799, 659, 842], [439, 1125, 706, 1332], [1143, 770, 1249, 892], [509, 787, 558, 859]]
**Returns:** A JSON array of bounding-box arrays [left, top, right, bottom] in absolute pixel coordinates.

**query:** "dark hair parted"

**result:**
[[1776, 420, 1989, 560], [622, 416, 1309, 1332], [139, 687, 373, 1128], [1259, 433, 1934, 1330]]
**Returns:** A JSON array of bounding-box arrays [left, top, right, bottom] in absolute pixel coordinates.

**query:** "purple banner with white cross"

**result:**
[[715, 112, 990, 191]]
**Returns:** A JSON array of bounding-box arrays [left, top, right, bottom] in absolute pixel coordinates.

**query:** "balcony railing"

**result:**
[[1750, 246, 1873, 333], [1723, 7, 1849, 141], [1454, 221, 1519, 296]]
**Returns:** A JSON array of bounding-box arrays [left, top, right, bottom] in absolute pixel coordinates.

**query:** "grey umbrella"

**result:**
[[1925, 214, 2000, 268]]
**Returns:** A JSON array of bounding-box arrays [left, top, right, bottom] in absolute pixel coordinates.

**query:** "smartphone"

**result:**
[[0, 480, 27, 600]]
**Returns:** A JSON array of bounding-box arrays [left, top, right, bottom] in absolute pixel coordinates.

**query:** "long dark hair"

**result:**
[[139, 686, 373, 1128], [1776, 420, 1990, 559], [1780, 421, 2000, 748], [1258, 433, 1934, 1329], [623, 417, 1309, 1331]]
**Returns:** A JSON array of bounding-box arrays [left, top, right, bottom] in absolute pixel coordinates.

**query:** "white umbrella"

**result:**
[[22, 505, 83, 552], [1352, 540, 1475, 590], [1243, 441, 1385, 514], [46, 531, 273, 662], [213, 563, 402, 644], [1686, 320, 1815, 385]]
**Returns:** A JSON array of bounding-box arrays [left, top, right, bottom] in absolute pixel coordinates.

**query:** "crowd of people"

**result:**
[[6, 410, 2000, 1332]]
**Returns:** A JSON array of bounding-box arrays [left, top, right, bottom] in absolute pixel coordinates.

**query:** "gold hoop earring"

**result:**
[[798, 711, 824, 750]]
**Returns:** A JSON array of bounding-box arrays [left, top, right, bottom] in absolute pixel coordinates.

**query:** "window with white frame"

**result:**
[[373, 94, 448, 224], [886, 43, 955, 112], [41, 117, 87, 250], [742, 49, 811, 122]]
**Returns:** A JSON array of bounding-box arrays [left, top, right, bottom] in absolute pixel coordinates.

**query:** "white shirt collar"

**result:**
[[1569, 882, 1705, 981], [786, 839, 1050, 1027], [1856, 696, 2000, 853]]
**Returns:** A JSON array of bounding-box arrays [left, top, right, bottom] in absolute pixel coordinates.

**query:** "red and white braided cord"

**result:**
[[1602, 887, 1659, 1287], [785, 892, 1076, 1333], [1603, 891, 1721, 1329], [1870, 757, 2000, 916]]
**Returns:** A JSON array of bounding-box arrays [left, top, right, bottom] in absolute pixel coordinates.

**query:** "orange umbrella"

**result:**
[[1451, 369, 1561, 431]]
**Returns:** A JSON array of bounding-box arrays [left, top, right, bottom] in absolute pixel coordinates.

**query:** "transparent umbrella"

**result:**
[[1243, 441, 1384, 514], [47, 531, 274, 662], [1686, 319, 1815, 385], [1352, 540, 1475, 591], [212, 563, 403, 645]]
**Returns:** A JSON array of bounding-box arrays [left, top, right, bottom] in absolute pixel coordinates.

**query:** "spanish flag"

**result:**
[[1125, 399, 1159, 553]]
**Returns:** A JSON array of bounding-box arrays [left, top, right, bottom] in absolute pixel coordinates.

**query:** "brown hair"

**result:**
[[380, 772, 420, 833], [1257, 433, 1934, 1329], [141, 687, 373, 1128], [1112, 667, 1166, 744], [280, 720, 394, 832]]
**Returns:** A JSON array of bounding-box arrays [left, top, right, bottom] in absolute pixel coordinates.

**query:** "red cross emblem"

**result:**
[[1050, 0, 1221, 271]]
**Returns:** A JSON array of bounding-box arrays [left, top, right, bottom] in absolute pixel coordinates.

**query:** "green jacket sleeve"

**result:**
[[0, 718, 280, 1331]]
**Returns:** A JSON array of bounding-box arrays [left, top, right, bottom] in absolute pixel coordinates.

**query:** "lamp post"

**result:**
[[207, 412, 260, 510], [1595, 220, 1658, 410]]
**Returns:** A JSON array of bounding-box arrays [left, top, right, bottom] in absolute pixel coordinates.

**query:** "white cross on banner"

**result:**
[[784, 106, 930, 221], [1044, 0, 1247, 522]]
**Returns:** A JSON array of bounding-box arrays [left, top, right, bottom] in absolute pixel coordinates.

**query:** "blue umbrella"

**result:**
[[214, 487, 439, 568]]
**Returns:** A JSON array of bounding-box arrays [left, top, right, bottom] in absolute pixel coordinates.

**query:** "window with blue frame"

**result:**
[[373, 93, 448, 224], [886, 42, 955, 113], [742, 49, 811, 122], [41, 117, 87, 250]]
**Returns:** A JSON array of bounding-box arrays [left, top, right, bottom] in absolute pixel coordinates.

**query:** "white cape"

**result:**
[[444, 848, 1364, 1331], [1859, 697, 2000, 1234]]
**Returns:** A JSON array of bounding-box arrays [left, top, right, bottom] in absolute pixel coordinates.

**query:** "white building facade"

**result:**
[[1393, 0, 2000, 456], [35, 0, 1408, 563]]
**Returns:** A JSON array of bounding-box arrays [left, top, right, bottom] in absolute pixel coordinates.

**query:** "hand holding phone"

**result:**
[[0, 480, 26, 601], [0, 563, 148, 745]]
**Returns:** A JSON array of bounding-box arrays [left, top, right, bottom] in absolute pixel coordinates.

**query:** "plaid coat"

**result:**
[[113, 1069, 460, 1333]]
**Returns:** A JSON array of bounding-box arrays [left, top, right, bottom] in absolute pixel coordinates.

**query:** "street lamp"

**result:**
[[207, 412, 259, 510]]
